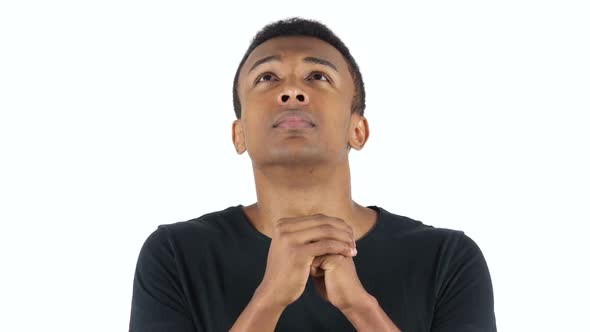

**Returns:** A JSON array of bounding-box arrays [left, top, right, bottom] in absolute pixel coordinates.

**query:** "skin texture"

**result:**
[[232, 36, 376, 239], [230, 36, 401, 332], [258, 214, 359, 308]]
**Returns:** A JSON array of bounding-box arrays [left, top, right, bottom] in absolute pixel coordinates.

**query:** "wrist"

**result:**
[[341, 294, 402, 332], [341, 292, 378, 315], [341, 293, 380, 330], [252, 286, 288, 311], [229, 287, 287, 332]]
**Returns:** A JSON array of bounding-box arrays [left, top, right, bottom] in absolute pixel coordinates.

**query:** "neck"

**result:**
[[244, 159, 374, 240]]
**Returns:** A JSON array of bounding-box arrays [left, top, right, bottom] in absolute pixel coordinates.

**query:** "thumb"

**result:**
[[311, 254, 344, 272]]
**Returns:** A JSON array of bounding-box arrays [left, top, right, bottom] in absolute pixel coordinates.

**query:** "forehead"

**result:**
[[241, 36, 348, 73]]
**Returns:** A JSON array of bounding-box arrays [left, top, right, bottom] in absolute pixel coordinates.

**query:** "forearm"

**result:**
[[229, 288, 286, 332], [342, 295, 402, 332]]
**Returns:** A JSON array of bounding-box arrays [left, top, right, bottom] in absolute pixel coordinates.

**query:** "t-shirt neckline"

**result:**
[[234, 204, 383, 245]]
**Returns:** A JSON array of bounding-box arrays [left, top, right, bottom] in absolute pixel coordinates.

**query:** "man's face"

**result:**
[[233, 36, 367, 167]]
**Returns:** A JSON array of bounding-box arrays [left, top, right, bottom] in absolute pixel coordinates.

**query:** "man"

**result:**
[[129, 17, 496, 332]]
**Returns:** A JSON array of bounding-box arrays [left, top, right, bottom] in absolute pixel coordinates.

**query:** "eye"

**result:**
[[255, 72, 278, 84], [307, 71, 330, 82]]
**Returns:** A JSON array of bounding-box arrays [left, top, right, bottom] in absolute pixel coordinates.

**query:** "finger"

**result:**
[[289, 225, 355, 248], [304, 239, 357, 258], [310, 265, 324, 277], [276, 215, 354, 238], [311, 254, 347, 272], [311, 254, 330, 269]]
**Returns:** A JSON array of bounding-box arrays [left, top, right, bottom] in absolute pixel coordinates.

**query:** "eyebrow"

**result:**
[[248, 55, 339, 73], [303, 56, 338, 72]]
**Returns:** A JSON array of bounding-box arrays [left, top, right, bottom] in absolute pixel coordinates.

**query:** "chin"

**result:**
[[253, 148, 330, 167]]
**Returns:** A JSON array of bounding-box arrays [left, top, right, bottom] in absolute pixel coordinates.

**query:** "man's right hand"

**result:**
[[254, 214, 357, 308]]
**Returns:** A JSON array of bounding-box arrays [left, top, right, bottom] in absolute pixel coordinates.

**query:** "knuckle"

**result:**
[[282, 232, 294, 244], [330, 217, 348, 227], [275, 219, 286, 228], [331, 216, 345, 223], [320, 224, 334, 232], [275, 222, 291, 234], [322, 240, 337, 251], [272, 227, 283, 238]]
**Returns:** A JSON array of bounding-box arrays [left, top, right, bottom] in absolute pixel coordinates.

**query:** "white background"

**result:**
[[1, 1, 588, 331]]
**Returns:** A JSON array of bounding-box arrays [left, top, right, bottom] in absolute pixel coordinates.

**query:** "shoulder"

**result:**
[[163, 205, 240, 234], [375, 206, 465, 240], [141, 205, 242, 254], [374, 206, 484, 256], [382, 207, 489, 274]]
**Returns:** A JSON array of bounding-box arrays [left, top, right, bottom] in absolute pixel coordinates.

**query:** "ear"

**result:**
[[348, 113, 370, 151], [232, 119, 247, 154]]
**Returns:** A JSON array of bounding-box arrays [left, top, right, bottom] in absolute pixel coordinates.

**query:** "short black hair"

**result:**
[[232, 17, 366, 119]]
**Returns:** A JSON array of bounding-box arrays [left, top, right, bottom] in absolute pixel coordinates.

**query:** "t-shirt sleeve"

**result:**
[[431, 232, 497, 332], [129, 226, 195, 332]]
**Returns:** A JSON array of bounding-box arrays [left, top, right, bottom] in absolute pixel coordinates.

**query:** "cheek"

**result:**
[[247, 90, 270, 104], [317, 116, 351, 147], [240, 93, 273, 123], [241, 117, 264, 140], [311, 88, 350, 111], [245, 84, 279, 102]]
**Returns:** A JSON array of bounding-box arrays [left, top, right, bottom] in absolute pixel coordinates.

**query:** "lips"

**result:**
[[272, 111, 315, 129]]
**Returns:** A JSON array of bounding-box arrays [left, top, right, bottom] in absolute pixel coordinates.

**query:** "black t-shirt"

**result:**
[[129, 205, 496, 332]]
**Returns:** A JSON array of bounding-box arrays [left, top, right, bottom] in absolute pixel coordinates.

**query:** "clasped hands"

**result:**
[[256, 214, 372, 312]]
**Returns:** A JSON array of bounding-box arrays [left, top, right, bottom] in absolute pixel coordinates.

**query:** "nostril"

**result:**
[[281, 95, 289, 102], [296, 95, 305, 102]]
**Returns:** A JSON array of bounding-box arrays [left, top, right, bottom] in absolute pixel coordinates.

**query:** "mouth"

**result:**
[[272, 112, 316, 129], [273, 119, 315, 129]]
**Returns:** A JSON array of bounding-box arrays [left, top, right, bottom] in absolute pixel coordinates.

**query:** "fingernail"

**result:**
[[351, 248, 358, 256]]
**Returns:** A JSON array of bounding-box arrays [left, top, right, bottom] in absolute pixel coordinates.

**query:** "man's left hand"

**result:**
[[309, 251, 373, 311]]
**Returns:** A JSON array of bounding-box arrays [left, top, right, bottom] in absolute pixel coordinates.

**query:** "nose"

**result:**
[[277, 87, 309, 106]]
